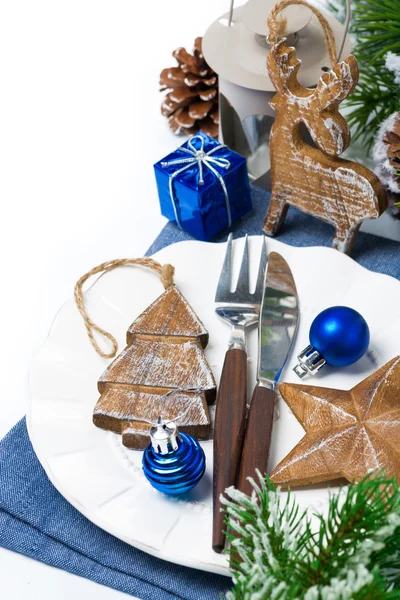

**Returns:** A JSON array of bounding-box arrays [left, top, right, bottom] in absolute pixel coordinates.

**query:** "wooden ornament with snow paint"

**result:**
[[263, 4, 386, 254], [93, 286, 217, 449], [271, 356, 400, 488], [74, 258, 216, 450]]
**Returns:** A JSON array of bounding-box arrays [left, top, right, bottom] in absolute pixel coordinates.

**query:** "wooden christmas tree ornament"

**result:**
[[74, 258, 216, 450], [263, 0, 386, 254], [271, 356, 400, 487]]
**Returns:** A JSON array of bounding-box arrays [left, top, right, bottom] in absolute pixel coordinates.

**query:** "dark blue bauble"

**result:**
[[142, 433, 206, 495], [309, 306, 370, 367]]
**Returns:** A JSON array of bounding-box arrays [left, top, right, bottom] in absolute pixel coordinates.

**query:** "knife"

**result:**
[[236, 252, 299, 496]]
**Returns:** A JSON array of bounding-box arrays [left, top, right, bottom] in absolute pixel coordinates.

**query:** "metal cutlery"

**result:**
[[212, 233, 267, 553], [236, 251, 299, 496]]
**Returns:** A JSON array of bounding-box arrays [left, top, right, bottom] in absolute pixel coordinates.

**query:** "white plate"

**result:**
[[28, 237, 400, 576]]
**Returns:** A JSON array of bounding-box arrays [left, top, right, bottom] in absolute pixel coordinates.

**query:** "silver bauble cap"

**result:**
[[150, 417, 179, 454]]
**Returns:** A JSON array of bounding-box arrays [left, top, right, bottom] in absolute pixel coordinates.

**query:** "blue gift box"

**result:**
[[154, 132, 252, 241]]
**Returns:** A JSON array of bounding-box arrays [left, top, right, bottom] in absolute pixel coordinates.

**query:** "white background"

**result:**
[[0, 0, 229, 597], [1, 0, 399, 598]]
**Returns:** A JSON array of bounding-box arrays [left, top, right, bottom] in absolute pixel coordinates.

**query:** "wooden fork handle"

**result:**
[[213, 347, 247, 553], [236, 384, 275, 496]]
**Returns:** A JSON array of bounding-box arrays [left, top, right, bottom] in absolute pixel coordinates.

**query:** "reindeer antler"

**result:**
[[315, 57, 359, 111], [306, 56, 359, 156], [267, 40, 302, 96]]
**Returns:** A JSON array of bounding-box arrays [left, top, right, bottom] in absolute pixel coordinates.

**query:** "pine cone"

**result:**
[[383, 112, 400, 172], [373, 111, 400, 219], [160, 37, 219, 138]]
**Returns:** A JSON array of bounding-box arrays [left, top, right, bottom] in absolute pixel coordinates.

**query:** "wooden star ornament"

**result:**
[[271, 356, 400, 487]]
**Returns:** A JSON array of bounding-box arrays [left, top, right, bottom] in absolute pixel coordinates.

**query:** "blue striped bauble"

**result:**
[[142, 432, 206, 495]]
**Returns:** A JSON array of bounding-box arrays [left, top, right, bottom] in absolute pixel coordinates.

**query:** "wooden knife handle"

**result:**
[[236, 384, 275, 496], [213, 347, 247, 553]]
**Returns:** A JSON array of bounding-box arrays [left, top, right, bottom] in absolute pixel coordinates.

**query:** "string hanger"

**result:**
[[74, 257, 175, 359], [141, 387, 207, 427], [266, 0, 338, 70], [142, 387, 209, 455]]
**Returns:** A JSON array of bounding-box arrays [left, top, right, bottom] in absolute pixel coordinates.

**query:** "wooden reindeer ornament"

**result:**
[[74, 257, 216, 449], [263, 0, 386, 254]]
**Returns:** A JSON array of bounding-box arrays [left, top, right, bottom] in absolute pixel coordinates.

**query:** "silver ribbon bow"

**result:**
[[161, 135, 232, 229]]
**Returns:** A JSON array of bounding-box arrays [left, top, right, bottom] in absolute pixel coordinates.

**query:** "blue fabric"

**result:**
[[154, 132, 252, 241], [0, 184, 399, 599], [0, 420, 230, 600]]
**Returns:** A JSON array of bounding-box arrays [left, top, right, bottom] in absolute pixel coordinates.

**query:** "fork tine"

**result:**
[[215, 233, 233, 301], [254, 236, 267, 298], [235, 235, 250, 294]]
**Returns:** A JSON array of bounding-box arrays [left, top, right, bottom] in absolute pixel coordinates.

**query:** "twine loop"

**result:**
[[267, 0, 337, 69], [74, 257, 175, 359], [160, 263, 175, 289], [141, 387, 208, 426], [161, 134, 232, 229]]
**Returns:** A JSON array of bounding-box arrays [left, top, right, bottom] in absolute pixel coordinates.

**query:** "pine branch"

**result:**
[[224, 473, 400, 599], [324, 0, 400, 152], [345, 65, 400, 151], [351, 0, 400, 66]]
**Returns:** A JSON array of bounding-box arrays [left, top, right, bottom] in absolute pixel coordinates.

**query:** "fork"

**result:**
[[212, 233, 267, 553]]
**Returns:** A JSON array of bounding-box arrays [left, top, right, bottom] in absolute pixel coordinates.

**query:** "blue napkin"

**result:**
[[0, 420, 230, 600], [0, 186, 399, 600]]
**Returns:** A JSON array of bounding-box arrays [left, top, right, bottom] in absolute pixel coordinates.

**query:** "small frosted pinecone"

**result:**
[[384, 112, 400, 172], [373, 111, 400, 219], [160, 37, 219, 138]]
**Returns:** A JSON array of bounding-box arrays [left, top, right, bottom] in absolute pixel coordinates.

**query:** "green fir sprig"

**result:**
[[325, 0, 400, 152], [350, 0, 400, 67], [345, 68, 399, 150], [223, 472, 400, 599]]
